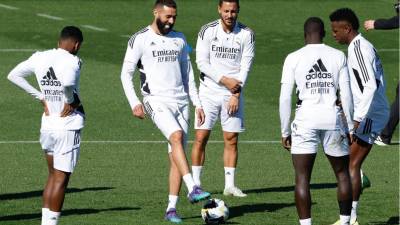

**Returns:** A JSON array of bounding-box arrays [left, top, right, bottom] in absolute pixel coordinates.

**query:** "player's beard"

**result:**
[[220, 15, 236, 30], [156, 18, 173, 35]]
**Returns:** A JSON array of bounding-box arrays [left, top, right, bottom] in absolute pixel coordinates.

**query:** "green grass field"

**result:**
[[0, 0, 398, 224]]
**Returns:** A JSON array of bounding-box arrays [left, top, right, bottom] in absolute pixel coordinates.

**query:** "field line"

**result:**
[[81, 25, 108, 32], [0, 3, 18, 10], [0, 49, 41, 52], [0, 140, 280, 144], [36, 13, 64, 21]]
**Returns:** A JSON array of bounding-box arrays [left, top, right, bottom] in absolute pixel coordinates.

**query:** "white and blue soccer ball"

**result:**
[[201, 198, 229, 224]]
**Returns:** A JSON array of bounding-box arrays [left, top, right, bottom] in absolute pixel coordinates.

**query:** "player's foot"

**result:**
[[374, 136, 389, 146], [188, 185, 211, 203], [165, 208, 182, 224], [361, 172, 371, 190], [223, 186, 247, 197]]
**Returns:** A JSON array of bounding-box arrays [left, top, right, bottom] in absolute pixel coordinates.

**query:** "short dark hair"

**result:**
[[60, 26, 83, 43], [154, 0, 177, 9], [329, 8, 359, 31], [219, 0, 240, 9], [304, 17, 325, 37]]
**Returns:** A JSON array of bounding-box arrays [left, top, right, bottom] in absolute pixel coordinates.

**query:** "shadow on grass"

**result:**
[[0, 207, 140, 221], [368, 216, 399, 225], [211, 183, 337, 195], [0, 187, 114, 200], [229, 202, 296, 219]]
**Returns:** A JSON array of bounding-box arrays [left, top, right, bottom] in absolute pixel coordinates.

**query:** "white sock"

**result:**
[[224, 167, 235, 189], [350, 201, 358, 222], [299, 218, 312, 225], [166, 195, 178, 212], [182, 173, 196, 193], [47, 210, 60, 225], [192, 166, 203, 186], [340, 215, 351, 225], [41, 208, 50, 225]]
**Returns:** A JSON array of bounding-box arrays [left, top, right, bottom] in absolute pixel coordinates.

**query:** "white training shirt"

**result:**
[[196, 19, 255, 95], [7, 48, 84, 131], [121, 26, 201, 109], [347, 34, 389, 122], [280, 44, 353, 137]]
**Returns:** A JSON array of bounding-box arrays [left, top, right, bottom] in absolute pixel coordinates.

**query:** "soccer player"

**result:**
[[330, 8, 390, 225], [7, 26, 84, 225], [120, 0, 210, 223], [191, 0, 255, 197], [279, 17, 353, 225]]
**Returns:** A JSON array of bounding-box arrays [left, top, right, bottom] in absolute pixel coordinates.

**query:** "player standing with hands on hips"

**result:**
[[120, 0, 210, 223], [8, 26, 85, 225]]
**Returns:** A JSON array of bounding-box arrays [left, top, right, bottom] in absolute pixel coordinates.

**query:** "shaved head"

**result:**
[[304, 17, 325, 38]]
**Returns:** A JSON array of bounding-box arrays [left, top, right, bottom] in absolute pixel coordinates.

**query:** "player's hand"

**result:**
[[41, 100, 49, 116], [227, 95, 239, 116], [220, 77, 242, 93], [132, 104, 145, 119], [364, 20, 375, 31], [196, 107, 205, 126], [281, 136, 291, 151], [61, 103, 75, 117]]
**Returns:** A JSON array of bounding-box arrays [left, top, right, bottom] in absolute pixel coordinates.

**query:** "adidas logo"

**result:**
[[40, 67, 61, 86], [150, 42, 156, 46], [226, 172, 231, 175], [306, 59, 332, 80]]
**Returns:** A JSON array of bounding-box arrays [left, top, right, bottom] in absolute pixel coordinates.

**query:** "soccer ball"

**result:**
[[201, 198, 229, 224]]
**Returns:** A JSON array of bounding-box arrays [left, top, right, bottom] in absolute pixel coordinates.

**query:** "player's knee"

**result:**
[[224, 134, 238, 146], [169, 130, 184, 145]]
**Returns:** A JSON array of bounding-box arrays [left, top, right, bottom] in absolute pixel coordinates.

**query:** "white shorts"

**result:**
[[143, 98, 189, 153], [40, 130, 81, 173], [195, 93, 244, 133], [354, 115, 389, 144], [291, 123, 349, 157]]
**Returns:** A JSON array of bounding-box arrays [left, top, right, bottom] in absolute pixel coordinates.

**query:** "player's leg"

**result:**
[[290, 125, 320, 225], [165, 153, 183, 223], [221, 95, 246, 197], [42, 154, 54, 225], [323, 129, 352, 225], [349, 138, 372, 223], [191, 129, 211, 186], [40, 131, 56, 225], [222, 131, 247, 197], [191, 94, 219, 186], [49, 169, 71, 211], [327, 154, 352, 225], [44, 130, 81, 225], [292, 153, 316, 224]]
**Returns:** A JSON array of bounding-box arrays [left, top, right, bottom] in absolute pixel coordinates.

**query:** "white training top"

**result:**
[[7, 48, 84, 131], [121, 26, 201, 109], [347, 34, 389, 122], [196, 19, 255, 95], [280, 44, 353, 137]]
